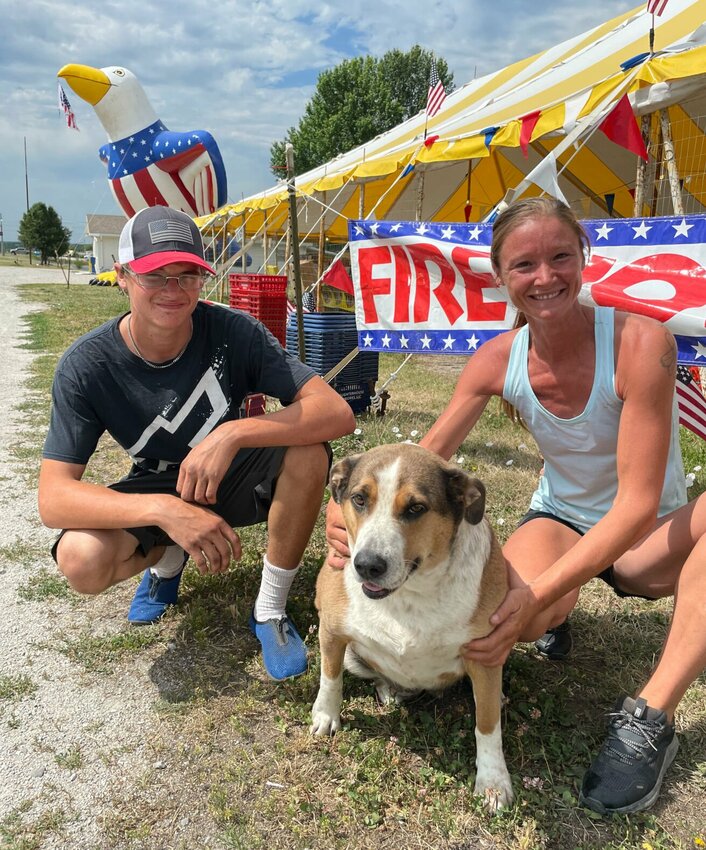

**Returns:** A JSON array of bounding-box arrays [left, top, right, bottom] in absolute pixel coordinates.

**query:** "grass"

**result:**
[[12, 282, 706, 850], [0, 674, 37, 702]]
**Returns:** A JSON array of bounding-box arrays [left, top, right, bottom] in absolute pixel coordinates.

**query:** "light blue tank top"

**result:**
[[502, 306, 686, 533]]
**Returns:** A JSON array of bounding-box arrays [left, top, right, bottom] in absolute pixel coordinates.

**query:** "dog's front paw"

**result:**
[[474, 769, 514, 812], [310, 709, 341, 736], [310, 692, 342, 736]]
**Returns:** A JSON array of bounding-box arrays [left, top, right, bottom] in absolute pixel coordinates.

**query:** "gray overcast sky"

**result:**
[[1, 0, 639, 241]]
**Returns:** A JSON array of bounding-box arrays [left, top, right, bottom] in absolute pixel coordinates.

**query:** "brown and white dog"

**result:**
[[311, 442, 513, 810]]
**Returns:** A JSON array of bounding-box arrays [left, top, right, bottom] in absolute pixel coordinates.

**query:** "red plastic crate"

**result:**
[[229, 274, 287, 345], [239, 393, 266, 418]]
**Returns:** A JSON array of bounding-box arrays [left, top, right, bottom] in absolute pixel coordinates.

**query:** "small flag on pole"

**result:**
[[647, 0, 669, 16], [57, 84, 79, 131], [676, 365, 706, 442], [426, 60, 446, 119]]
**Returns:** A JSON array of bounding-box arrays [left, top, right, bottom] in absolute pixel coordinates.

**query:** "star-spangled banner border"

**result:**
[[349, 215, 706, 366]]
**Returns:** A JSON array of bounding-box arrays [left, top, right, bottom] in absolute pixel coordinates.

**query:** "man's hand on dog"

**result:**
[[325, 499, 349, 569], [462, 585, 540, 667]]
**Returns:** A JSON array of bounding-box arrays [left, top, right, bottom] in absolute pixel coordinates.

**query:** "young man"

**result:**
[[38, 205, 355, 680]]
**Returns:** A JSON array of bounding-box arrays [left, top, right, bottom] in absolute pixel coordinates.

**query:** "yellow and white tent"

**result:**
[[198, 0, 706, 246]]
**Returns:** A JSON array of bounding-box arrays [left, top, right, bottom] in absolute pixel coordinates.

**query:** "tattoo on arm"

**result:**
[[659, 331, 677, 375]]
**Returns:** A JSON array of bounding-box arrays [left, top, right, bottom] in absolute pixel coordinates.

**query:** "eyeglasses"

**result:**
[[125, 268, 209, 292]]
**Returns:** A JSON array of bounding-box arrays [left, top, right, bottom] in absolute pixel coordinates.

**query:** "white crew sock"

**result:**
[[149, 545, 187, 579], [254, 556, 299, 621]]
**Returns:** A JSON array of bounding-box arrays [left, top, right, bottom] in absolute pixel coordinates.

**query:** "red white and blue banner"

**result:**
[[348, 216, 706, 367]]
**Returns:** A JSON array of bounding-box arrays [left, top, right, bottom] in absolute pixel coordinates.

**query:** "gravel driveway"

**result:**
[[0, 267, 212, 848]]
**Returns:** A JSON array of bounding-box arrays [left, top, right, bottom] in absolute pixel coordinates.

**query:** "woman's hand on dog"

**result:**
[[325, 499, 349, 570], [462, 585, 540, 667]]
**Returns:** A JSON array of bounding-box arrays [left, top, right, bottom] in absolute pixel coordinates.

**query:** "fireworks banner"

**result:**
[[348, 215, 706, 367]]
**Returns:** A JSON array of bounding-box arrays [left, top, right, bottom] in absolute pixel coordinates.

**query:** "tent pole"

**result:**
[[358, 182, 365, 219], [649, 117, 665, 218], [659, 109, 684, 215], [633, 114, 651, 217], [415, 170, 425, 221], [262, 210, 269, 273], [317, 191, 326, 312], [285, 143, 306, 362]]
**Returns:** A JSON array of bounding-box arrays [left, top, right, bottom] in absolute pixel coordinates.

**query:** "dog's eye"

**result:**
[[350, 493, 366, 510], [406, 503, 427, 517]]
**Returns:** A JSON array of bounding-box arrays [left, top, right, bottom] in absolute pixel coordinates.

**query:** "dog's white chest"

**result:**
[[343, 558, 482, 691]]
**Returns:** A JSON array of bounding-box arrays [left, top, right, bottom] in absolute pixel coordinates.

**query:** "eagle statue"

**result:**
[[57, 64, 227, 218]]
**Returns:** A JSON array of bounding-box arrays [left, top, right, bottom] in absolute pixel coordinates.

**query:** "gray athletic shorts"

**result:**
[[52, 444, 331, 559]]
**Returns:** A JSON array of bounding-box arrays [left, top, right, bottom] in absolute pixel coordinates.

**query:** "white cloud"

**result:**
[[1, 0, 637, 240]]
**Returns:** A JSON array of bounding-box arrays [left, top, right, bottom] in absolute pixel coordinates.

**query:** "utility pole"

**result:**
[[24, 137, 32, 265], [0, 214, 4, 256]]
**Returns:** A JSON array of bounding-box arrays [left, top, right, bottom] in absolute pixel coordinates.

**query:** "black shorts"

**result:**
[[517, 508, 658, 601], [52, 443, 332, 559]]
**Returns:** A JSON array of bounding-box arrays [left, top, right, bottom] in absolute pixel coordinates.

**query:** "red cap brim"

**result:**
[[129, 251, 216, 275]]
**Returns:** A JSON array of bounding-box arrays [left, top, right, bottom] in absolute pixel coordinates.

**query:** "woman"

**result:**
[[326, 198, 706, 815]]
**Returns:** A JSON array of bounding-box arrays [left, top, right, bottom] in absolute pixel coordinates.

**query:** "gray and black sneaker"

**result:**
[[535, 619, 573, 660], [579, 695, 679, 815]]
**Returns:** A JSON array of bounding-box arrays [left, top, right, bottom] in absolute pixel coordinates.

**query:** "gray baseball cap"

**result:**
[[118, 206, 215, 274]]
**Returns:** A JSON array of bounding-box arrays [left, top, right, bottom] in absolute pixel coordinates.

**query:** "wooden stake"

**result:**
[[286, 144, 306, 362]]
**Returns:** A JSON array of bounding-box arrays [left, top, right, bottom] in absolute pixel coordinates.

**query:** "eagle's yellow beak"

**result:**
[[57, 64, 111, 105]]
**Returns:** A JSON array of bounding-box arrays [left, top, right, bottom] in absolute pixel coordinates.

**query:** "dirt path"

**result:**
[[0, 268, 208, 849]]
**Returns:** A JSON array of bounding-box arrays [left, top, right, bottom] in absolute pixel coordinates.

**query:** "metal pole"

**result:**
[[659, 109, 684, 215], [286, 144, 306, 364]]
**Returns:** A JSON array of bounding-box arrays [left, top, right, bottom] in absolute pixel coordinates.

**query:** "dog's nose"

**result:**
[[354, 550, 388, 582]]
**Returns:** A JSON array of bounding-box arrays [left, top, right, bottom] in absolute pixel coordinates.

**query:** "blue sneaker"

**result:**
[[249, 611, 308, 680], [128, 547, 187, 625]]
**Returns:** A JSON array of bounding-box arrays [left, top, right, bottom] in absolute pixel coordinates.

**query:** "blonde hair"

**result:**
[[490, 198, 590, 427]]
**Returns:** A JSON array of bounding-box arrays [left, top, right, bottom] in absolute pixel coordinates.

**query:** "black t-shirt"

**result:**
[[43, 301, 317, 472]]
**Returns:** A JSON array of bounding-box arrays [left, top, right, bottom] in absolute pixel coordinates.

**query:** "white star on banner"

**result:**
[[381, 334, 391, 347], [673, 218, 694, 238], [632, 221, 652, 239], [421, 334, 432, 349], [595, 223, 613, 240], [370, 222, 380, 235], [442, 334, 456, 349], [399, 335, 409, 348], [140, 139, 146, 146], [128, 137, 135, 143], [417, 223, 430, 236], [354, 225, 365, 236], [390, 223, 402, 232], [467, 334, 480, 350], [441, 226, 455, 240], [468, 226, 482, 241], [691, 341, 706, 360], [362, 334, 373, 347]]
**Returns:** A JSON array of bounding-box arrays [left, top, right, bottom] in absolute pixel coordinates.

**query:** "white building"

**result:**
[[85, 213, 126, 273]]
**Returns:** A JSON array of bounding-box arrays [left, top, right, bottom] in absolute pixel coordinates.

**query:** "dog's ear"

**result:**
[[329, 454, 363, 504], [446, 470, 486, 525]]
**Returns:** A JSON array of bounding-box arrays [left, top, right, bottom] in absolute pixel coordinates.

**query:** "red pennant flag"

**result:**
[[464, 203, 473, 223], [519, 111, 541, 158], [424, 134, 440, 148], [322, 259, 354, 295], [599, 95, 648, 161]]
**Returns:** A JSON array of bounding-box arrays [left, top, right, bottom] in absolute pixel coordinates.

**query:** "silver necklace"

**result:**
[[126, 316, 192, 369]]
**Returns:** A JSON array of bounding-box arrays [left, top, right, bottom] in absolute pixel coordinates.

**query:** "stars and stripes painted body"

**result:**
[[98, 120, 227, 218]]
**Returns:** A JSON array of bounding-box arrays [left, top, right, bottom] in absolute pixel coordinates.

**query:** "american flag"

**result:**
[[677, 366, 706, 441], [426, 60, 446, 119], [57, 84, 79, 131], [647, 0, 669, 15]]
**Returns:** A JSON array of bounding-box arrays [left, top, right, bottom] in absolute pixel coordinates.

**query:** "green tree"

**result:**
[[18, 203, 71, 265], [270, 46, 453, 177]]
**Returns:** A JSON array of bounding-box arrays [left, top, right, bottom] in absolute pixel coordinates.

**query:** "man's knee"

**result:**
[[280, 443, 330, 489], [55, 532, 122, 595]]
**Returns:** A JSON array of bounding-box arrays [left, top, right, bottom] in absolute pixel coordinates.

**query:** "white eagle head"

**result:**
[[57, 64, 159, 141]]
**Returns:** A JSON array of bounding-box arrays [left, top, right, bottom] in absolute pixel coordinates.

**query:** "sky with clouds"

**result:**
[[1, 0, 640, 242]]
